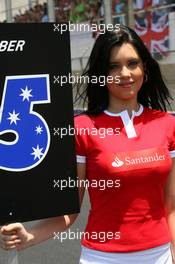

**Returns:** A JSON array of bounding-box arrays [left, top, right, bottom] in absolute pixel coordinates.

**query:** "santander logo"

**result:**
[[111, 149, 167, 170], [112, 156, 124, 167]]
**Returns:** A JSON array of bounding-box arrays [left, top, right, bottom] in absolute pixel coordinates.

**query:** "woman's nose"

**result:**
[[120, 66, 131, 77]]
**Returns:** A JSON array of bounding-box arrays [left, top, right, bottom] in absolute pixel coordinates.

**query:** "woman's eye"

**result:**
[[128, 60, 139, 67], [109, 64, 120, 69]]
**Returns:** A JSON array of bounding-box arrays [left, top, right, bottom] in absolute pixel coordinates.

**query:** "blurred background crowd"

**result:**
[[1, 0, 174, 24], [4, 0, 103, 23]]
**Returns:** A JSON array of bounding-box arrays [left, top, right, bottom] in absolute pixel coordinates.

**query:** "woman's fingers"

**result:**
[[1, 228, 17, 235], [0, 223, 32, 251], [1, 234, 19, 241], [2, 239, 21, 246], [1, 223, 23, 233], [0, 223, 27, 250], [0, 237, 21, 250]]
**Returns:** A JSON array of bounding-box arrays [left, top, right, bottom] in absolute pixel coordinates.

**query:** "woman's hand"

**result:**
[[0, 213, 80, 251], [0, 223, 33, 251]]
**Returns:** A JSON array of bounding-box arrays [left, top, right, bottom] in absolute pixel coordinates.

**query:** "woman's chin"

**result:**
[[117, 91, 137, 100]]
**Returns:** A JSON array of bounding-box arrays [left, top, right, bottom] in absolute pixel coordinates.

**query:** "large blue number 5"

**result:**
[[0, 74, 50, 171]]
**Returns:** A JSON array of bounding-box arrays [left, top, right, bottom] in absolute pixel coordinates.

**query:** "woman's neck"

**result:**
[[107, 99, 140, 117]]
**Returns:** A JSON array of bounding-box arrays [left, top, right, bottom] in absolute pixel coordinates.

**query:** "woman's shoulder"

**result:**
[[144, 107, 175, 124], [74, 112, 95, 127]]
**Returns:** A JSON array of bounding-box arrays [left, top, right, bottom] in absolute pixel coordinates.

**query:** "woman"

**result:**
[[1, 25, 175, 264]]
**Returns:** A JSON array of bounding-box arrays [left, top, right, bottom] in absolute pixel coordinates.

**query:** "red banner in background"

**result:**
[[134, 0, 169, 58]]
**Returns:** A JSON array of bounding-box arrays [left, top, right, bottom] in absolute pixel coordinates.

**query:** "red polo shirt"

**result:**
[[74, 105, 175, 252]]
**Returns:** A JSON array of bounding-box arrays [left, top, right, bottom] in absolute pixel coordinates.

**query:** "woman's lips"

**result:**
[[119, 82, 135, 88]]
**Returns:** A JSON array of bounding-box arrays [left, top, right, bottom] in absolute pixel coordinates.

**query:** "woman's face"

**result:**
[[107, 42, 144, 101]]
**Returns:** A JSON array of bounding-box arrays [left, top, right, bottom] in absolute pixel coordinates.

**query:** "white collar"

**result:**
[[104, 104, 144, 138], [104, 104, 144, 118]]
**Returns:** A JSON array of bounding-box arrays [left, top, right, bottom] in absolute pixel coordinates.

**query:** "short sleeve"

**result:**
[[74, 115, 89, 163], [168, 115, 175, 158]]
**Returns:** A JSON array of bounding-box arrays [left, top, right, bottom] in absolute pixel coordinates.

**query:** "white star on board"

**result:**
[[7, 110, 20, 125], [31, 145, 44, 160], [35, 125, 43, 134], [20, 86, 33, 101]]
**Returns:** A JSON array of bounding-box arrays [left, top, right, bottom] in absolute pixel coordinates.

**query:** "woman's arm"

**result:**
[[0, 163, 86, 251], [164, 158, 175, 262]]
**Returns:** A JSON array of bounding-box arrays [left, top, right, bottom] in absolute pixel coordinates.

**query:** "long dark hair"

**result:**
[[75, 25, 172, 115]]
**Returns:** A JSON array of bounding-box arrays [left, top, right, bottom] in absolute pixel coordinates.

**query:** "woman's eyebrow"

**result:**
[[109, 61, 120, 64], [109, 58, 140, 63]]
